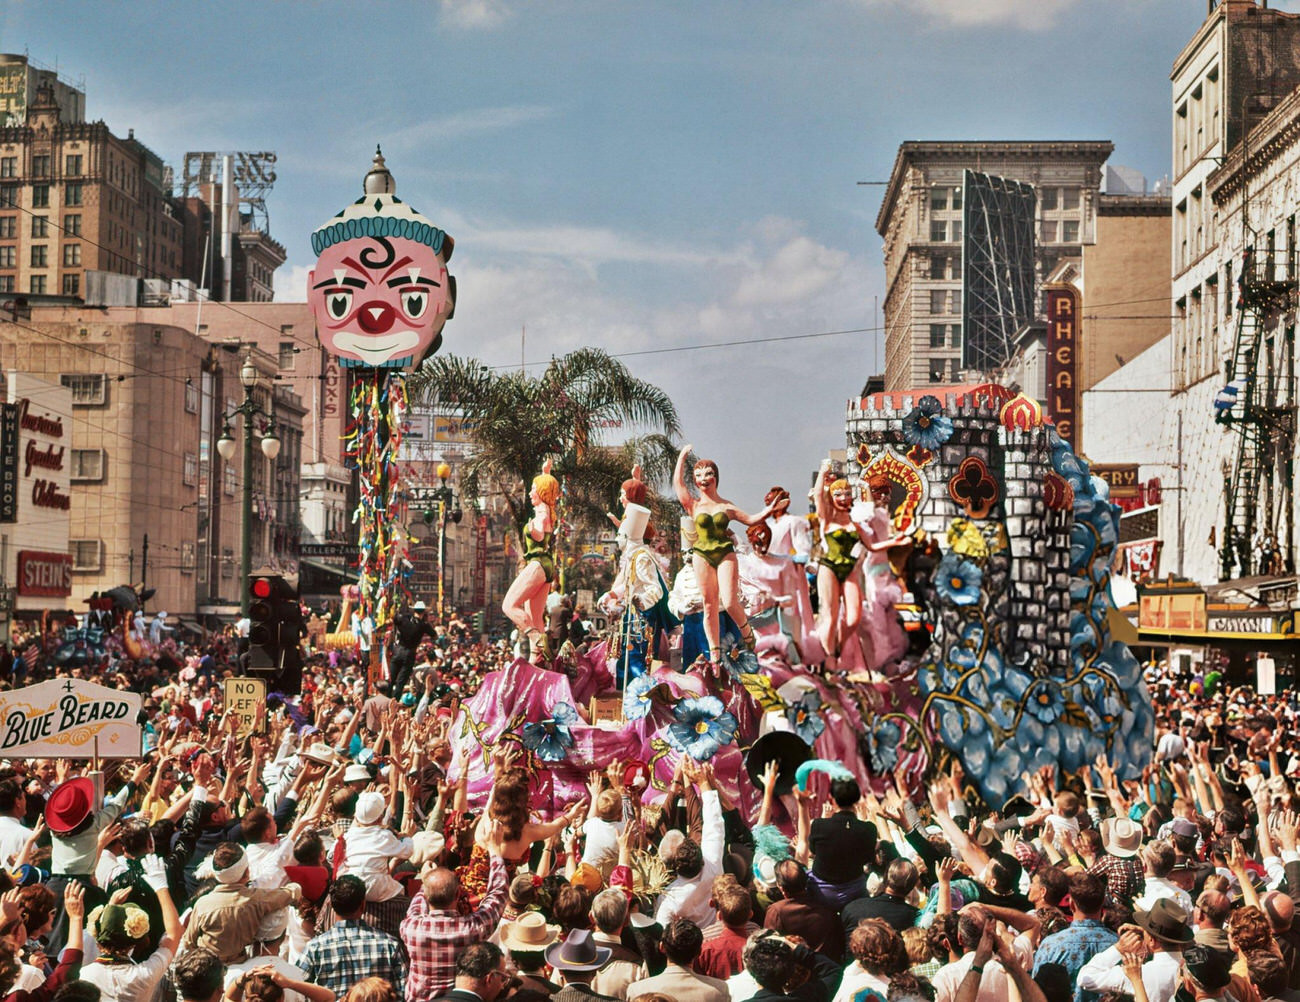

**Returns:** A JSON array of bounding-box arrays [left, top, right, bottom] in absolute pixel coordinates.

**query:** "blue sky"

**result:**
[[1, 0, 1256, 506]]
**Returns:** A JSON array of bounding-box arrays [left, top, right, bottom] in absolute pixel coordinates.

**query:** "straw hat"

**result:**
[[502, 912, 561, 953]]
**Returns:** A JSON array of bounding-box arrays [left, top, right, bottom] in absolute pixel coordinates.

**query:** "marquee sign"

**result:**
[[1045, 284, 1079, 447], [0, 678, 142, 758]]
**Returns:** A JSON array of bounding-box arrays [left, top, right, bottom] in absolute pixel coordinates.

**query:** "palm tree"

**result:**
[[406, 348, 682, 542]]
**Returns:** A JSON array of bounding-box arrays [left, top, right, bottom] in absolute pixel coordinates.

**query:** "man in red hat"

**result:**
[[44, 759, 152, 953]]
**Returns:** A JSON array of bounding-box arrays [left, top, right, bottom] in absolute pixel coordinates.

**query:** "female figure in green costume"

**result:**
[[673, 444, 778, 664], [813, 459, 905, 672], [502, 460, 561, 661]]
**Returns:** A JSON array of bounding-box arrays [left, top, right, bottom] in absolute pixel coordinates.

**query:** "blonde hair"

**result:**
[[596, 789, 621, 822], [342, 980, 399, 1002], [828, 478, 850, 494], [532, 472, 560, 506]]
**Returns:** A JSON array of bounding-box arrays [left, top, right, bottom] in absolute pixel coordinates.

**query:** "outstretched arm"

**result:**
[[812, 460, 831, 525], [673, 445, 695, 512]]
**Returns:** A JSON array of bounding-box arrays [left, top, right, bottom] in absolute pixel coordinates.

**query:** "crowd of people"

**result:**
[[0, 607, 1294, 1002]]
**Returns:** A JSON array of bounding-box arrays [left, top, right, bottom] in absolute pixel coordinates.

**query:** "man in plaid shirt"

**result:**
[[301, 875, 408, 998], [401, 821, 510, 999]]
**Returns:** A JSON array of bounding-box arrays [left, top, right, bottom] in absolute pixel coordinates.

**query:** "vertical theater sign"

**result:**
[[3, 374, 73, 612], [1045, 283, 1079, 448]]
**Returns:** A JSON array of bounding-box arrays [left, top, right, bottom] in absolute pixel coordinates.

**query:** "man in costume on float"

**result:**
[[600, 501, 678, 686]]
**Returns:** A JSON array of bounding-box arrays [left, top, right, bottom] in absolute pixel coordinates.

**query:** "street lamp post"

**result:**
[[216, 355, 281, 616], [425, 462, 462, 621]]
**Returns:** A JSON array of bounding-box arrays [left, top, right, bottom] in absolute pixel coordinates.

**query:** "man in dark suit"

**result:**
[[840, 858, 920, 936], [431, 942, 512, 1002], [762, 860, 844, 963], [805, 776, 876, 910]]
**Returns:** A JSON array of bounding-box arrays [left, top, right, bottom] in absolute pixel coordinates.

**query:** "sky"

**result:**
[[0, 0, 1271, 507]]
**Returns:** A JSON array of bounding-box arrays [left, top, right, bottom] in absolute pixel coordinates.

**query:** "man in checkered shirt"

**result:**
[[401, 819, 511, 1000], [300, 875, 407, 998]]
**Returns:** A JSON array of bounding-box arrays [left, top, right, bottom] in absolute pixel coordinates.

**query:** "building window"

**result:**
[[65, 154, 82, 176], [951, 186, 962, 210], [30, 246, 46, 268], [0, 218, 12, 239], [930, 187, 948, 210], [1062, 220, 1080, 243], [0, 277, 11, 293], [29, 276, 45, 295], [63, 214, 80, 236], [930, 324, 946, 348], [71, 449, 105, 481], [60, 373, 107, 405], [930, 289, 949, 314], [0, 247, 13, 268], [69, 540, 103, 572], [63, 244, 80, 267], [278, 341, 295, 369], [0, 158, 13, 179], [62, 273, 79, 296], [31, 155, 49, 178], [183, 453, 198, 486], [180, 540, 195, 574], [65, 183, 82, 207], [1041, 221, 1057, 243], [31, 185, 49, 208], [950, 324, 961, 348], [185, 379, 199, 413], [930, 255, 946, 279], [0, 186, 15, 207], [31, 216, 48, 238], [930, 221, 947, 242], [1040, 187, 1058, 210], [1062, 188, 1080, 210], [929, 359, 946, 383], [224, 465, 237, 496]]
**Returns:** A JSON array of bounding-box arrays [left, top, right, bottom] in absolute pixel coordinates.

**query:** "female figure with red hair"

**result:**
[[673, 445, 777, 664], [813, 460, 905, 672]]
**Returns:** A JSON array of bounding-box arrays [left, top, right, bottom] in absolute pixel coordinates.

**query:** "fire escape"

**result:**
[[1216, 243, 1297, 580]]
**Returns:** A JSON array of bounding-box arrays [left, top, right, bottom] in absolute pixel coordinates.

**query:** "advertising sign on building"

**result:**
[[0, 678, 142, 758], [0, 403, 17, 523], [1139, 587, 1207, 632], [473, 513, 488, 607], [17, 551, 71, 598], [1045, 284, 1079, 447]]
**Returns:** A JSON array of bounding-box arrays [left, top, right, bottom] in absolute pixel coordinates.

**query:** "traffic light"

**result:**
[[472, 610, 485, 634], [246, 574, 304, 694]]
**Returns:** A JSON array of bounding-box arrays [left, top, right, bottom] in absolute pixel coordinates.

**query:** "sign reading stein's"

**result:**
[[0, 678, 142, 757]]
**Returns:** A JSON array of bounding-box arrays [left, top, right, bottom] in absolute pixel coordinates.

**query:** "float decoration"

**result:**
[[307, 148, 455, 625]]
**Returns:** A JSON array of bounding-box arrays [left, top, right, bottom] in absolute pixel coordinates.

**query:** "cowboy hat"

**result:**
[[1103, 816, 1142, 858], [502, 912, 561, 953], [1135, 899, 1194, 945], [411, 830, 446, 866], [545, 929, 611, 973], [45, 777, 96, 834]]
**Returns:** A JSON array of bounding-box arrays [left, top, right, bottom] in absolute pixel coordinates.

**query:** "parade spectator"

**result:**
[[299, 877, 407, 1000]]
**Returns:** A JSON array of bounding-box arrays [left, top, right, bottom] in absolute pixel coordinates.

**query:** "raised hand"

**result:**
[[63, 882, 84, 920]]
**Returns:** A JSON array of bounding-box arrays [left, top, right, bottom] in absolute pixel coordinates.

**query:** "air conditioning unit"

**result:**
[[140, 278, 169, 306]]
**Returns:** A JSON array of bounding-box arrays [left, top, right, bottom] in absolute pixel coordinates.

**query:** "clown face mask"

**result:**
[[309, 234, 453, 369]]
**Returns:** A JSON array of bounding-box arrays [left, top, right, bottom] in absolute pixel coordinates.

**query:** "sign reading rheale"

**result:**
[[0, 679, 142, 758], [1045, 284, 1079, 448]]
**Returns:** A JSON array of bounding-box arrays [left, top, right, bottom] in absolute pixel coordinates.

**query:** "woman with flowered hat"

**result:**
[[80, 852, 181, 1002]]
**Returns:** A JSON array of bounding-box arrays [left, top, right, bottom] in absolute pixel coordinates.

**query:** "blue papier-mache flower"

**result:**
[[720, 638, 761, 679], [666, 695, 738, 761], [785, 690, 826, 745], [623, 674, 657, 722], [902, 395, 955, 450], [934, 554, 983, 606], [866, 719, 902, 774], [1023, 680, 1065, 725], [522, 701, 579, 762]]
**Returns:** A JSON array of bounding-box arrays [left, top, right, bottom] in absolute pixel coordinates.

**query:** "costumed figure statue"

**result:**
[[857, 473, 910, 671], [812, 459, 904, 672], [600, 502, 678, 686], [736, 522, 801, 665], [673, 445, 777, 665], [762, 487, 818, 663], [502, 460, 560, 663]]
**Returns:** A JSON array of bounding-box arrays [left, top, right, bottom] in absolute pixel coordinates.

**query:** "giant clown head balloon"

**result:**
[[308, 148, 456, 369]]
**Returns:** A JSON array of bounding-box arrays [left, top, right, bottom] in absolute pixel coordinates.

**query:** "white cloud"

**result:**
[[383, 105, 554, 151], [849, 0, 1079, 31], [438, 0, 512, 30], [276, 265, 311, 303], [731, 236, 850, 307]]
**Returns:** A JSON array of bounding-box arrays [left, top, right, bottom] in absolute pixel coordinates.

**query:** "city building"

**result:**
[[0, 306, 303, 620], [0, 54, 85, 128], [875, 140, 1114, 391], [0, 83, 183, 298]]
